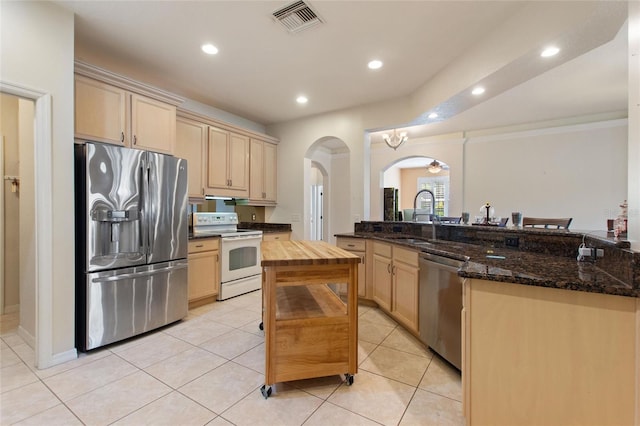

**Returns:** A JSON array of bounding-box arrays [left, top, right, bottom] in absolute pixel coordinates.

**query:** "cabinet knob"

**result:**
[[133, 135, 137, 145], [195, 244, 204, 248], [120, 132, 124, 143]]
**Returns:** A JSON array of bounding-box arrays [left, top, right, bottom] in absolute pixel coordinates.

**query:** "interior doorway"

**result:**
[[310, 162, 324, 241], [1, 95, 24, 324], [0, 89, 37, 355]]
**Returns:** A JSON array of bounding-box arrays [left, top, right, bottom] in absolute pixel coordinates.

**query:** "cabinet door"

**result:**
[[356, 253, 366, 298], [74, 75, 127, 145], [263, 141, 277, 202], [187, 250, 218, 301], [228, 132, 249, 192], [249, 139, 264, 200], [372, 253, 392, 311], [392, 260, 419, 333], [207, 127, 229, 190], [130, 94, 176, 154], [175, 118, 206, 199]]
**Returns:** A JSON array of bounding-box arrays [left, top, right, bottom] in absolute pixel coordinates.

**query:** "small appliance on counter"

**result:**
[[191, 212, 263, 300]]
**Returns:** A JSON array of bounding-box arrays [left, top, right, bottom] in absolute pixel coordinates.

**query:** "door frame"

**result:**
[[1, 80, 54, 369], [0, 132, 4, 315]]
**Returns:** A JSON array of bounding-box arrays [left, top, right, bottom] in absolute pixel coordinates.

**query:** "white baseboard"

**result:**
[[17, 325, 35, 349], [4, 304, 19, 314], [38, 348, 77, 370]]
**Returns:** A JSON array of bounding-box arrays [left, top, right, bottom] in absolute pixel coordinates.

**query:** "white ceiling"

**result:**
[[56, 0, 628, 135]]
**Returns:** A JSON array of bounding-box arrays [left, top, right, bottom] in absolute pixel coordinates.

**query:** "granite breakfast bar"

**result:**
[[337, 222, 640, 426]]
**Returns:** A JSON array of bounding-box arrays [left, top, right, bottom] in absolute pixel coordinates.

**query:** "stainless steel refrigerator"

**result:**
[[75, 142, 189, 351]]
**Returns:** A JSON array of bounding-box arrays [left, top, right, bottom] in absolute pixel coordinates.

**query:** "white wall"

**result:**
[[464, 120, 627, 230], [383, 166, 401, 191], [268, 97, 412, 240], [329, 153, 351, 243], [627, 2, 640, 248], [1, 1, 75, 363]]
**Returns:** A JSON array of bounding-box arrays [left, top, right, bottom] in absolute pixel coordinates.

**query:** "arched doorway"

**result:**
[[382, 156, 450, 221], [304, 137, 349, 243]]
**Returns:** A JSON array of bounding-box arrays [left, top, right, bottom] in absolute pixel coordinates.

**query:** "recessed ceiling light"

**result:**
[[428, 112, 438, 119], [541, 46, 560, 57], [471, 86, 485, 96], [201, 44, 218, 55], [296, 95, 308, 104], [368, 60, 383, 70]]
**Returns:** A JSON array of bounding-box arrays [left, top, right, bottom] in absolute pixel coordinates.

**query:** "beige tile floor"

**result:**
[[0, 290, 463, 425]]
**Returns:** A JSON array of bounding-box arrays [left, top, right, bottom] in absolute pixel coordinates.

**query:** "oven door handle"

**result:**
[[222, 235, 262, 242]]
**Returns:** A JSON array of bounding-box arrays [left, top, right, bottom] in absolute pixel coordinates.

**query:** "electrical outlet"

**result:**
[[596, 249, 604, 258], [505, 236, 519, 247], [579, 247, 592, 257]]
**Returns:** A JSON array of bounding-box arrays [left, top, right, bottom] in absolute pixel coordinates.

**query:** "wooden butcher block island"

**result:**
[[259, 240, 360, 398]]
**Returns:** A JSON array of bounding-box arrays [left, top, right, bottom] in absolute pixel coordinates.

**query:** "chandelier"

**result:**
[[382, 129, 408, 150], [427, 160, 442, 174]]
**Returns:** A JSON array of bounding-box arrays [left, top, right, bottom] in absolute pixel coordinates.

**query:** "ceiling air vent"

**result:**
[[272, 0, 323, 33]]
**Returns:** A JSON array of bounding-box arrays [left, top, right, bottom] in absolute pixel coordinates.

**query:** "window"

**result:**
[[417, 176, 449, 217]]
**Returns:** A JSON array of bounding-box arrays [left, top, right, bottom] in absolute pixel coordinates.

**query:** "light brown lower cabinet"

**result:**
[[336, 237, 366, 298], [188, 238, 220, 308], [463, 278, 640, 426], [371, 241, 419, 333]]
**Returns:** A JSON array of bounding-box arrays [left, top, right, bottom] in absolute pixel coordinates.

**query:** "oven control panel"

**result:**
[[192, 212, 239, 227]]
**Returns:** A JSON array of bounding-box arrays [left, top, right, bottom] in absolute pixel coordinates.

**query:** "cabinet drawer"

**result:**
[[263, 232, 291, 242], [373, 241, 392, 258], [337, 238, 365, 252], [393, 246, 418, 267], [188, 238, 219, 254]]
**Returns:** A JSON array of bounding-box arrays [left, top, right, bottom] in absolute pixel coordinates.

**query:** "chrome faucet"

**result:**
[[413, 189, 437, 240]]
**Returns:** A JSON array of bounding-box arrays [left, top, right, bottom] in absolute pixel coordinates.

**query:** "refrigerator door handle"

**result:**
[[145, 157, 154, 255], [140, 158, 149, 256], [90, 263, 188, 283]]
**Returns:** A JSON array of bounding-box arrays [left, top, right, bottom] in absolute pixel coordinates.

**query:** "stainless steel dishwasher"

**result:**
[[419, 252, 464, 370]]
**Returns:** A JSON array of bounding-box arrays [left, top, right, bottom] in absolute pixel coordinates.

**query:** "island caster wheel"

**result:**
[[260, 385, 272, 399], [259, 322, 264, 331], [345, 373, 354, 386]]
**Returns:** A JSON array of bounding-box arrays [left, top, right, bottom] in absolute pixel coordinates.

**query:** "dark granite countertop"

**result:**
[[336, 230, 639, 298], [238, 222, 292, 233], [188, 233, 221, 240]]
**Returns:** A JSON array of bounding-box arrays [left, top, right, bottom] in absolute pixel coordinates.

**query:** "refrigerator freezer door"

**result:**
[[84, 143, 147, 271], [80, 259, 188, 351], [146, 152, 188, 264]]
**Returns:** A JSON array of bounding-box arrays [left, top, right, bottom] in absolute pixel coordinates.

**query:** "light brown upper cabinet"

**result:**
[[130, 94, 176, 154], [75, 75, 127, 146], [74, 75, 176, 155], [249, 138, 277, 205], [175, 117, 207, 199], [207, 127, 249, 198]]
